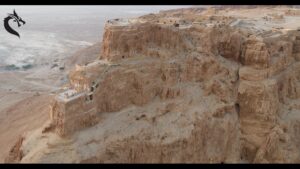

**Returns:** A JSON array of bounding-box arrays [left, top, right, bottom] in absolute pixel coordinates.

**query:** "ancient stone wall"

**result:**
[[51, 91, 98, 137]]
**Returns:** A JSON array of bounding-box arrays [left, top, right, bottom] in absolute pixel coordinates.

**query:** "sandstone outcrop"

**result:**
[[5, 6, 300, 163]]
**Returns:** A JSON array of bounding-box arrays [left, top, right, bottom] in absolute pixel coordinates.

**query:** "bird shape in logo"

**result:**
[[4, 9, 26, 38]]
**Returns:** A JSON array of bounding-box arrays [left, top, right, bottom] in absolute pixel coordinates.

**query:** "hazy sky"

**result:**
[[0, 6, 196, 69]]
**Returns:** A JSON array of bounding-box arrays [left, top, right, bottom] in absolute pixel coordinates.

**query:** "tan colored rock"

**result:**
[[242, 39, 271, 69], [238, 79, 279, 162], [5, 136, 24, 163], [6, 6, 300, 163]]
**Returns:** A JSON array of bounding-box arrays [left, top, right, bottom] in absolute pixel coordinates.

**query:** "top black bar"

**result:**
[[0, 0, 299, 5]]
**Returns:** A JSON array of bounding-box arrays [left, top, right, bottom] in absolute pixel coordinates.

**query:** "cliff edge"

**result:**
[[5, 6, 300, 163]]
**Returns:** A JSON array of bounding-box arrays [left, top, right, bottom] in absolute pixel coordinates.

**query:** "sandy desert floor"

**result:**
[[0, 42, 100, 162], [0, 68, 64, 162], [0, 73, 54, 162]]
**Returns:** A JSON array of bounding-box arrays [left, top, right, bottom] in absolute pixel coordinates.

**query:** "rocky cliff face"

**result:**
[[5, 6, 300, 163]]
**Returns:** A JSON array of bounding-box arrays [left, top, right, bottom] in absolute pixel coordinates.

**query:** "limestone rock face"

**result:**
[[238, 79, 279, 161], [6, 6, 300, 163], [4, 136, 24, 163], [101, 23, 190, 61], [242, 39, 271, 69]]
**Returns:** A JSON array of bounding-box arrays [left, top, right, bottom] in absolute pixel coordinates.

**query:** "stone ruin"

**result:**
[[50, 72, 100, 137]]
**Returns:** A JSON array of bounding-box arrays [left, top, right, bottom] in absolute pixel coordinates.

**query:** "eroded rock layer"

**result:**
[[6, 6, 300, 163]]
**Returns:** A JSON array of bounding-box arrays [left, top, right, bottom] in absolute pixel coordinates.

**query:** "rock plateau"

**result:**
[[5, 6, 300, 163]]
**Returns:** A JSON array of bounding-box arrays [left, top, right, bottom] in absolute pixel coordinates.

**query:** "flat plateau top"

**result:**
[[217, 7, 300, 34], [106, 6, 300, 36]]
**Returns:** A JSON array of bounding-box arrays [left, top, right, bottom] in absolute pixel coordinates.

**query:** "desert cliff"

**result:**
[[5, 6, 300, 163]]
